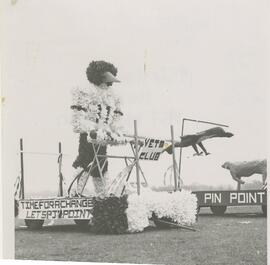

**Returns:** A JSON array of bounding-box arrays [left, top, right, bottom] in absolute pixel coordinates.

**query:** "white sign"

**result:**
[[139, 138, 168, 161], [18, 198, 93, 220]]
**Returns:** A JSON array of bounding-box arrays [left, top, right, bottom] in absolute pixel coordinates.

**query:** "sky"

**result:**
[[2, 0, 268, 196]]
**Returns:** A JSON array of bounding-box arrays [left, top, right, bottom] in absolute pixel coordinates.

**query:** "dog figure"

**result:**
[[164, 127, 234, 156], [222, 159, 267, 185]]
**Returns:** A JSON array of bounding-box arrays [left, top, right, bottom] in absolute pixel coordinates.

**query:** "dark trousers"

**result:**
[[73, 133, 108, 178]]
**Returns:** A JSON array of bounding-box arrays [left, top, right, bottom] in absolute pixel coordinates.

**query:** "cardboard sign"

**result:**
[[139, 138, 169, 161], [18, 198, 93, 220]]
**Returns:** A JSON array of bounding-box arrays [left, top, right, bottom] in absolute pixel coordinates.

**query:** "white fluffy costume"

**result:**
[[71, 60, 125, 195]]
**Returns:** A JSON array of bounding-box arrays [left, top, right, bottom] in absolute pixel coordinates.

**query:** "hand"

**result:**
[[130, 139, 144, 147], [163, 145, 172, 154]]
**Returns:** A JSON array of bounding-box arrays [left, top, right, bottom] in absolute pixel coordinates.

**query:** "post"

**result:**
[[20, 138, 25, 199], [170, 125, 178, 191], [237, 182, 241, 191], [181, 118, 229, 128], [134, 120, 141, 195], [129, 143, 148, 186], [58, 142, 63, 197], [178, 117, 229, 190], [178, 118, 185, 189]]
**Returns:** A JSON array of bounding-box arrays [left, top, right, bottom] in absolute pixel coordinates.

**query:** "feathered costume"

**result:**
[[71, 60, 125, 195]]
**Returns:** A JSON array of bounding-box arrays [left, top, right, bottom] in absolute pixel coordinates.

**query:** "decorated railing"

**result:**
[[16, 120, 183, 201]]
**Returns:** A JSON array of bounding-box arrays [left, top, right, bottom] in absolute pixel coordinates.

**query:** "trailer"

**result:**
[[192, 189, 267, 216]]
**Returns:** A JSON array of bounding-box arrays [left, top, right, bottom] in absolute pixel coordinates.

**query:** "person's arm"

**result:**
[[71, 87, 97, 134], [107, 96, 127, 144]]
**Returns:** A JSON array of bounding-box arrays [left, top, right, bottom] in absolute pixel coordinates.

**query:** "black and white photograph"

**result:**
[[1, 0, 268, 264]]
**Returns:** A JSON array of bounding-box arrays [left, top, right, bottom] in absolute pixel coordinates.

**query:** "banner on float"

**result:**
[[139, 138, 169, 161], [18, 198, 93, 220], [193, 190, 267, 206]]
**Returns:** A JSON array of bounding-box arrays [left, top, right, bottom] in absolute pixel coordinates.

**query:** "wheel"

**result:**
[[262, 205, 267, 217], [74, 219, 90, 228], [210, 206, 227, 216], [25, 219, 44, 230]]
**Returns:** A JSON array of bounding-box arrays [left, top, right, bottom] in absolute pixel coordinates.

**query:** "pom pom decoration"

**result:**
[[126, 194, 150, 233], [142, 190, 198, 226], [89, 189, 197, 234], [91, 195, 129, 234]]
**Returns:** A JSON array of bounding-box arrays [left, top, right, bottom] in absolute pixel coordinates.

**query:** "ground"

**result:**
[[15, 206, 267, 265]]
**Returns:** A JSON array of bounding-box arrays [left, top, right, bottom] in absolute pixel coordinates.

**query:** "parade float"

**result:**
[[14, 60, 266, 234], [14, 120, 198, 233], [14, 118, 267, 233]]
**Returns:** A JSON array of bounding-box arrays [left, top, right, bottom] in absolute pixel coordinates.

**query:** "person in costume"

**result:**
[[164, 126, 233, 156], [71, 60, 125, 196]]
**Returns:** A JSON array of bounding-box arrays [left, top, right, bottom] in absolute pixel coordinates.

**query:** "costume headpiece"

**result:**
[[102, 71, 120, 83], [86, 60, 119, 85]]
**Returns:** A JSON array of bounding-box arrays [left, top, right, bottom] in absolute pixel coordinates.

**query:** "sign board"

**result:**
[[18, 197, 93, 220], [139, 138, 169, 161], [193, 190, 267, 207]]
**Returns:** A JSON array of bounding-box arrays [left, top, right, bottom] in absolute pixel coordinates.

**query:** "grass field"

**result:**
[[15, 206, 267, 265]]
